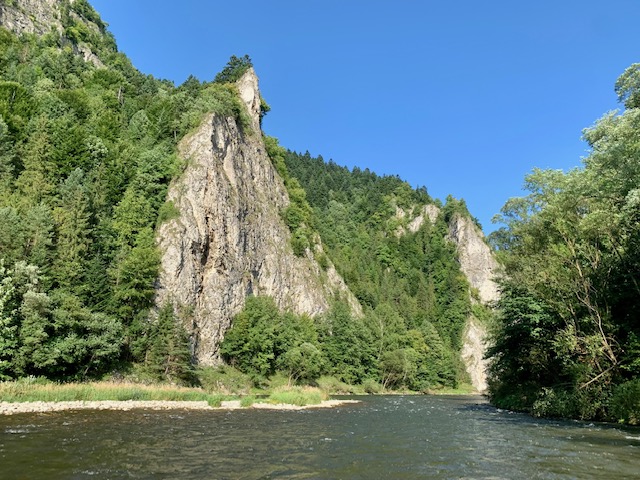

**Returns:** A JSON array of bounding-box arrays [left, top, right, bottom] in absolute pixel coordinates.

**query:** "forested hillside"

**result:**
[[0, 0, 491, 393], [0, 2, 254, 381], [487, 65, 640, 424], [279, 151, 478, 385]]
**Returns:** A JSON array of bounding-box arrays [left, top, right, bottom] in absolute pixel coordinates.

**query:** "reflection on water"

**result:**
[[1, 395, 639, 479]]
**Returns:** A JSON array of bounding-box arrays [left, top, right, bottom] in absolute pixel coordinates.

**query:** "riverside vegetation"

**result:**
[[487, 65, 640, 425], [0, 1, 638, 424], [0, 375, 339, 412]]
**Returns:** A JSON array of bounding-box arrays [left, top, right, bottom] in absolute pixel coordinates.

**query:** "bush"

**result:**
[[610, 379, 640, 425], [266, 386, 325, 406], [531, 386, 608, 421], [316, 375, 358, 395], [214, 55, 252, 84], [197, 365, 252, 395], [362, 378, 382, 394]]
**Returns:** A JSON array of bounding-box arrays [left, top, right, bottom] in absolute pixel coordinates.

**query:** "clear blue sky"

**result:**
[[90, 0, 640, 232]]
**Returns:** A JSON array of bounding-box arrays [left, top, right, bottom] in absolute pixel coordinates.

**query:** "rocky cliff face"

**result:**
[[0, 0, 104, 66], [447, 214, 500, 392], [0, 0, 62, 36], [155, 69, 359, 365], [447, 214, 500, 304]]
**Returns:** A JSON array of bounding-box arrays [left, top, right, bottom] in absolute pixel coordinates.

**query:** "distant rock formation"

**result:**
[[0, 0, 104, 66], [447, 214, 500, 304], [447, 214, 500, 392], [155, 69, 360, 365], [0, 0, 63, 36]]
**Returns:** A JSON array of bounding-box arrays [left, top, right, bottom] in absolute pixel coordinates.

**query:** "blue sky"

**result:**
[[90, 0, 640, 232]]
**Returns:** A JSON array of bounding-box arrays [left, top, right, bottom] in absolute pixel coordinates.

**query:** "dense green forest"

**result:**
[[487, 65, 640, 424], [0, 3, 254, 382], [220, 148, 482, 390]]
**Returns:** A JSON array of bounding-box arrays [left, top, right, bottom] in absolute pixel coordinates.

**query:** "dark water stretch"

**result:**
[[1, 395, 639, 479]]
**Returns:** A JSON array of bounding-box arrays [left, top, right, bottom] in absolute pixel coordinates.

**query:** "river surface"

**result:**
[[1, 395, 639, 479]]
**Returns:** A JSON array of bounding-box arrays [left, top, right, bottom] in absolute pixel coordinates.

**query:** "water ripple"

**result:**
[[1, 396, 639, 479]]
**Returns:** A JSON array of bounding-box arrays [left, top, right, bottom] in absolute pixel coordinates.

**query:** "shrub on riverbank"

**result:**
[[316, 375, 362, 394], [610, 379, 640, 425], [197, 365, 253, 395], [265, 387, 326, 406]]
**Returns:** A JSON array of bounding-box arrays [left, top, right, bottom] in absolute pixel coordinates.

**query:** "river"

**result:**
[[1, 395, 638, 479]]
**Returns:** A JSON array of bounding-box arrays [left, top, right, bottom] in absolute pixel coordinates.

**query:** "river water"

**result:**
[[1, 395, 638, 479]]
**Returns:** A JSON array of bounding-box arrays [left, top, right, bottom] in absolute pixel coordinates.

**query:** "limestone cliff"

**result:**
[[0, 0, 105, 66], [155, 69, 360, 365], [447, 214, 500, 304], [0, 0, 63, 36], [447, 213, 500, 392]]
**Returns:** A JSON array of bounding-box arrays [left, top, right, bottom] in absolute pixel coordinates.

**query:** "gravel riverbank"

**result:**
[[0, 399, 360, 415]]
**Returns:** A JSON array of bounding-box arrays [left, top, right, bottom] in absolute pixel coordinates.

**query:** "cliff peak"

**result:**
[[236, 67, 262, 131]]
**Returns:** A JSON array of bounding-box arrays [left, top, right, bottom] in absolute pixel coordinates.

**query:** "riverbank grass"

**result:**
[[0, 380, 226, 407], [428, 383, 478, 395], [264, 386, 326, 406]]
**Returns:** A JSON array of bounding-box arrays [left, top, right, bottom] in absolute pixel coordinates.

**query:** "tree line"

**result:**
[[487, 64, 640, 424]]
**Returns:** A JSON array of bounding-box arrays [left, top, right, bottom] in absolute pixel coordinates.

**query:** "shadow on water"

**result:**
[[456, 397, 640, 451]]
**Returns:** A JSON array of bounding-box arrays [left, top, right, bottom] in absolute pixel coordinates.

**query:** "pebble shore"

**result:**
[[0, 399, 360, 415]]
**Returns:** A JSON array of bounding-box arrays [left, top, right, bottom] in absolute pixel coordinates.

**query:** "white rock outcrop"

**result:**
[[460, 317, 489, 392], [407, 204, 440, 234], [155, 69, 359, 365], [447, 214, 500, 304], [447, 213, 501, 392], [0, 0, 62, 36]]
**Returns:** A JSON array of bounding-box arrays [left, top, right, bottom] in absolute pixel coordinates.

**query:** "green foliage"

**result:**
[[0, 261, 123, 380], [315, 375, 360, 394], [0, 379, 223, 404], [319, 302, 376, 384], [70, 0, 107, 32], [143, 304, 197, 386], [220, 296, 280, 379], [0, 22, 260, 383], [488, 63, 640, 423], [278, 342, 325, 384], [214, 55, 252, 84], [610, 379, 640, 425], [282, 150, 470, 388], [197, 365, 252, 395], [265, 386, 325, 406], [361, 378, 382, 394], [156, 200, 180, 225], [220, 296, 322, 383], [264, 136, 316, 256]]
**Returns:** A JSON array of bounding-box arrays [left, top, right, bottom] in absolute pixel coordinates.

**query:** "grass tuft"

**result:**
[[264, 386, 326, 407]]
